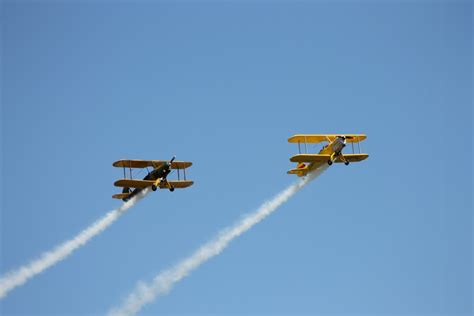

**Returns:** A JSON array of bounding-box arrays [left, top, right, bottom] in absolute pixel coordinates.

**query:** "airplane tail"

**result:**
[[112, 187, 131, 201], [287, 163, 308, 177], [112, 193, 130, 200]]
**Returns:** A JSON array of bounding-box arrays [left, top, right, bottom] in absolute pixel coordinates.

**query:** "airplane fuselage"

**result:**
[[297, 136, 346, 174], [122, 163, 171, 201]]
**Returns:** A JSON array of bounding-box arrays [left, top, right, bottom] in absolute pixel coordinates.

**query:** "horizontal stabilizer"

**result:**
[[286, 168, 307, 176], [112, 193, 130, 199]]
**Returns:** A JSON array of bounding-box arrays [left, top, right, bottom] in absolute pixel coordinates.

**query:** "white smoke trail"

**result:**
[[0, 189, 150, 299], [109, 166, 328, 316]]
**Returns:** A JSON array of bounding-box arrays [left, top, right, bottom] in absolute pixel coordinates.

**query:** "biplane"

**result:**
[[112, 157, 193, 201], [287, 134, 368, 177]]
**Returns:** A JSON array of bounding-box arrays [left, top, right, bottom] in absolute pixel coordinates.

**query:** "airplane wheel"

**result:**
[[327, 160, 333, 166], [169, 187, 175, 192], [344, 161, 349, 166], [151, 184, 157, 191]]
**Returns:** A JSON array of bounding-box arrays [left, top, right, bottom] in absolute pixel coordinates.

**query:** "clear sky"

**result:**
[[1, 1, 472, 315]]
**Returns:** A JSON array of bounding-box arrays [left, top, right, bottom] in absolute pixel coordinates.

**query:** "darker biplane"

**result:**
[[112, 157, 193, 202]]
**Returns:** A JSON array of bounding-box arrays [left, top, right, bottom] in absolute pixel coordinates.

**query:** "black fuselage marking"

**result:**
[[123, 164, 171, 202]]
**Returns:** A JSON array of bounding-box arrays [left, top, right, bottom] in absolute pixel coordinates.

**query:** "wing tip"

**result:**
[[112, 160, 125, 167], [171, 161, 193, 169]]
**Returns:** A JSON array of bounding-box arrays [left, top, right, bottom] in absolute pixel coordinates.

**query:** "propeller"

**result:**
[[164, 156, 176, 174], [337, 135, 347, 144], [165, 156, 176, 169]]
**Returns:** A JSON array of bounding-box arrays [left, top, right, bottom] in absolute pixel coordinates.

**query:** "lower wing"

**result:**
[[334, 154, 369, 163], [290, 154, 330, 163], [164, 180, 194, 188], [114, 179, 194, 189], [290, 153, 368, 163]]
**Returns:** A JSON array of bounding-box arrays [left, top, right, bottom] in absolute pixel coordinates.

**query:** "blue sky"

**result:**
[[1, 1, 472, 315]]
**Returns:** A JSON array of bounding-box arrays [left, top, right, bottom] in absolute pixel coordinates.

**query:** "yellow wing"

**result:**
[[112, 160, 192, 169], [290, 153, 368, 163], [164, 180, 194, 189], [288, 134, 367, 143], [114, 179, 194, 189], [334, 154, 369, 163], [170, 162, 193, 169], [114, 179, 154, 188], [290, 154, 330, 163]]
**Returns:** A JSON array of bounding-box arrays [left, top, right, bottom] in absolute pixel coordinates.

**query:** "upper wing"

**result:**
[[290, 154, 331, 163], [113, 160, 192, 169], [335, 154, 369, 163], [170, 161, 193, 169], [113, 160, 164, 168], [288, 134, 367, 143]]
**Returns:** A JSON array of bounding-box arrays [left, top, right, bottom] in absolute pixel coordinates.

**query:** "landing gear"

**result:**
[[169, 187, 175, 192], [327, 160, 333, 166], [344, 161, 349, 166], [151, 184, 157, 191]]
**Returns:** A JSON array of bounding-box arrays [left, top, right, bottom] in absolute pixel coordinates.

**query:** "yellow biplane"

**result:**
[[112, 156, 193, 201], [287, 134, 368, 176]]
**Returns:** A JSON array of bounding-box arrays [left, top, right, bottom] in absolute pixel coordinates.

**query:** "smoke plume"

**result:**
[[0, 189, 149, 299], [109, 167, 327, 316]]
